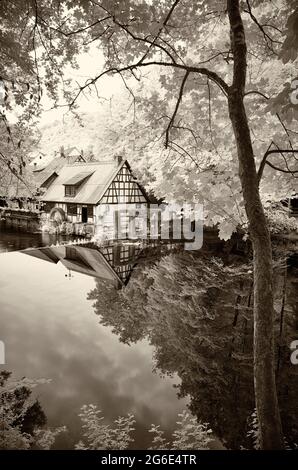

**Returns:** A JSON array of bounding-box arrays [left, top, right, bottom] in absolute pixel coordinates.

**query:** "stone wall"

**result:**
[[0, 209, 41, 233]]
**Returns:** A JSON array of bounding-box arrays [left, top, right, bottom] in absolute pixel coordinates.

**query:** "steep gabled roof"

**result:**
[[22, 245, 124, 286], [42, 160, 121, 204], [64, 146, 81, 157], [22, 247, 61, 264], [41, 160, 148, 205], [34, 155, 82, 188]]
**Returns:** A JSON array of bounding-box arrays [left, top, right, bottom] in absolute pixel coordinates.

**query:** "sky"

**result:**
[[39, 44, 125, 126]]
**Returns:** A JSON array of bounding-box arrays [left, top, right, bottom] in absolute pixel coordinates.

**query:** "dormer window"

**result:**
[[65, 185, 77, 197], [63, 171, 94, 198]]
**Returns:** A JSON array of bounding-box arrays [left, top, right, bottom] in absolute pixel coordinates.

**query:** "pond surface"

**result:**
[[0, 232, 187, 449], [0, 224, 78, 253], [0, 228, 297, 449]]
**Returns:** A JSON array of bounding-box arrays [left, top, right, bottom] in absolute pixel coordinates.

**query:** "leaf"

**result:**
[[218, 220, 236, 241]]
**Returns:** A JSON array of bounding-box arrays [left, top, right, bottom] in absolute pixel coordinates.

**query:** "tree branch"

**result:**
[[167, 140, 201, 169], [134, 0, 182, 64], [244, 90, 298, 159], [258, 142, 298, 182], [0, 152, 33, 195], [66, 60, 229, 107], [110, 17, 177, 64], [244, 0, 282, 54], [207, 78, 219, 154], [165, 70, 189, 148], [95, 0, 182, 64], [171, 124, 203, 144], [38, 15, 111, 37], [244, 90, 269, 100], [265, 159, 298, 176]]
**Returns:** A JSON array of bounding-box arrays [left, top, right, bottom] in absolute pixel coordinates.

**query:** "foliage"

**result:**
[[76, 404, 135, 450], [1, 1, 298, 237], [148, 411, 213, 450], [148, 425, 170, 450], [23, 0, 295, 239], [0, 123, 37, 198], [1, 0, 298, 450], [76, 405, 212, 450], [247, 410, 261, 450], [171, 411, 212, 450], [0, 0, 87, 192], [265, 204, 298, 234], [0, 371, 65, 450], [34, 94, 138, 161], [52, 2, 296, 447], [280, 2, 298, 63], [0, 371, 213, 451], [89, 251, 255, 447], [88, 249, 298, 449]]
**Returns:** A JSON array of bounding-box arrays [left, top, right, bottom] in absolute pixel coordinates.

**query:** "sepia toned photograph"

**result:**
[[0, 0, 297, 462]]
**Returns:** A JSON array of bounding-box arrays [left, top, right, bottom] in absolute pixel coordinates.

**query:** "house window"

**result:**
[[65, 185, 77, 197], [87, 205, 93, 218], [67, 203, 77, 216]]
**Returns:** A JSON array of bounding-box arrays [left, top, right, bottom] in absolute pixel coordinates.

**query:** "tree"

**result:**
[[0, 123, 37, 199], [226, 1, 283, 449], [0, 0, 86, 194], [34, 96, 139, 163], [2, 0, 298, 448], [55, 0, 297, 449]]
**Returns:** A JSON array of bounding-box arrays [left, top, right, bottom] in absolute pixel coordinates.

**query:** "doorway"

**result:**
[[81, 206, 88, 223]]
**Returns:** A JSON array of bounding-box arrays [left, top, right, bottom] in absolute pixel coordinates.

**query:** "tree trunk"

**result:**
[[227, 0, 284, 449]]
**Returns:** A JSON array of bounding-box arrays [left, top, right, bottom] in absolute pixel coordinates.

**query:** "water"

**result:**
[[0, 224, 78, 253], [0, 228, 297, 449], [0, 233, 187, 449]]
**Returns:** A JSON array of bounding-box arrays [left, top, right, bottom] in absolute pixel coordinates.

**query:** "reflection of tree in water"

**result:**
[[0, 371, 46, 449], [0, 371, 66, 449], [88, 247, 298, 449], [275, 253, 298, 447]]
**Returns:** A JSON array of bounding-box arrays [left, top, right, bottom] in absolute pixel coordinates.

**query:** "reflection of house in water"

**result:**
[[23, 243, 142, 288]]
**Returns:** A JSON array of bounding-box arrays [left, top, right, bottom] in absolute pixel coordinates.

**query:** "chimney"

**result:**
[[114, 155, 123, 166]]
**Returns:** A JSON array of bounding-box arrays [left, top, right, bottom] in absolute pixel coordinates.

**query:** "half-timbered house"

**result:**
[[41, 157, 149, 237]]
